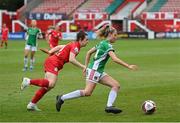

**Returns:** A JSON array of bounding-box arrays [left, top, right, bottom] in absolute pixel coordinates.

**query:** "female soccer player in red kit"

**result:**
[[21, 30, 88, 111], [0, 24, 9, 49], [47, 25, 62, 49]]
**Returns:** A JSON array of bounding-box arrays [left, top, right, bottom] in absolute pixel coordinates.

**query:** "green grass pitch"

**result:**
[[0, 39, 180, 122]]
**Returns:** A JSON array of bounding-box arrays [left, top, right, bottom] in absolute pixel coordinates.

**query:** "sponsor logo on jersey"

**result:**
[[74, 47, 79, 54], [54, 67, 58, 72]]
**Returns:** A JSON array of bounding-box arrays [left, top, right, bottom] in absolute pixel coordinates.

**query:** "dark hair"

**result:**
[[99, 25, 116, 38], [76, 30, 87, 41]]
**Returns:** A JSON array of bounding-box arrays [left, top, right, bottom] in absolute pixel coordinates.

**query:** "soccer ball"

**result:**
[[142, 100, 156, 114]]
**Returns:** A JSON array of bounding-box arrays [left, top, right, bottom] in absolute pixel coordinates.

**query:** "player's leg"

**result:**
[[4, 39, 7, 49], [99, 74, 122, 114], [21, 71, 57, 90], [61, 81, 97, 100], [56, 68, 99, 112], [27, 72, 58, 111], [0, 40, 4, 47], [30, 51, 36, 71], [23, 45, 30, 71], [29, 46, 37, 71], [56, 81, 97, 112]]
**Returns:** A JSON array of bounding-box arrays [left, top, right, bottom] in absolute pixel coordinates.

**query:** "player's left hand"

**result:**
[[82, 67, 87, 77], [128, 65, 138, 71]]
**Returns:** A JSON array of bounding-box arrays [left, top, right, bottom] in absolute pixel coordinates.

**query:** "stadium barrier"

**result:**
[[118, 32, 148, 39], [156, 32, 180, 38], [62, 31, 96, 40], [0, 32, 96, 40], [0, 32, 25, 40]]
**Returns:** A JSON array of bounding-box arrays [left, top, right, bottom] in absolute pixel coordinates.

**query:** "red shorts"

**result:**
[[44, 56, 63, 75], [2, 37, 8, 42]]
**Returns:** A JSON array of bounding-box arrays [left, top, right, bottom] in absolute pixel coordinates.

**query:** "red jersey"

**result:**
[[49, 30, 62, 48], [44, 41, 81, 75], [2, 27, 9, 38]]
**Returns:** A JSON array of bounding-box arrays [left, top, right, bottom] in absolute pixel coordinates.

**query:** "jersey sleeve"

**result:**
[[105, 43, 114, 52], [70, 43, 79, 55]]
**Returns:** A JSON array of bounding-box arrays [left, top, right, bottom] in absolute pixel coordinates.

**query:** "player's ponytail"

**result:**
[[98, 25, 116, 38]]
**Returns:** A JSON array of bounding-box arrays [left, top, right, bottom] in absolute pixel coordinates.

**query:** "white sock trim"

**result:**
[[24, 57, 28, 67], [107, 89, 117, 107], [61, 90, 82, 101]]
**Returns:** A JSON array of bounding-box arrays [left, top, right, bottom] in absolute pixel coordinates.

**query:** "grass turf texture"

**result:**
[[0, 39, 180, 122]]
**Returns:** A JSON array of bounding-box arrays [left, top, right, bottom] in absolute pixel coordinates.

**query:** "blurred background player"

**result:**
[[22, 20, 42, 71], [0, 23, 9, 49], [20, 31, 88, 111], [46, 25, 62, 49], [45, 26, 54, 44], [56, 25, 138, 114]]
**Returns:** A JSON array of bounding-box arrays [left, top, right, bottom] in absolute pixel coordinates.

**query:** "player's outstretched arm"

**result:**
[[83, 47, 97, 76], [69, 52, 85, 69], [39, 45, 65, 55], [39, 48, 50, 55], [108, 51, 138, 70], [85, 47, 96, 67], [49, 45, 65, 54]]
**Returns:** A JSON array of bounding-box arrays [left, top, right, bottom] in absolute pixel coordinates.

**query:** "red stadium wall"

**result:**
[[15, 23, 23, 32], [74, 12, 108, 31], [59, 23, 67, 32], [130, 22, 138, 32], [141, 12, 179, 32], [146, 20, 173, 32], [74, 20, 104, 31], [1, 11, 17, 32], [176, 22, 180, 27]]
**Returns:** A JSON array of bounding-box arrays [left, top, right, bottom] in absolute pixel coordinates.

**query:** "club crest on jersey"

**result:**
[[74, 47, 79, 54]]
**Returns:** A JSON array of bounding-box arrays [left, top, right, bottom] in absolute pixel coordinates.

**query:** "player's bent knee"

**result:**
[[112, 84, 120, 91], [48, 82, 56, 89], [48, 84, 55, 89]]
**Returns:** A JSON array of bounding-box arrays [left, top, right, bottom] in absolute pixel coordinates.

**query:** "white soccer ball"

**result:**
[[142, 100, 156, 114]]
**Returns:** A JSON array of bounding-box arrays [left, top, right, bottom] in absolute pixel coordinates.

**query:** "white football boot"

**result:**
[[21, 77, 30, 90], [27, 102, 41, 111]]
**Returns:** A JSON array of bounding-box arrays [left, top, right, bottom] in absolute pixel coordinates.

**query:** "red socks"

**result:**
[[31, 87, 48, 104], [30, 79, 49, 88], [30, 79, 50, 104]]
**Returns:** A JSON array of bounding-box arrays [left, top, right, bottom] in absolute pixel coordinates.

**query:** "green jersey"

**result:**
[[88, 40, 114, 73], [26, 27, 41, 46]]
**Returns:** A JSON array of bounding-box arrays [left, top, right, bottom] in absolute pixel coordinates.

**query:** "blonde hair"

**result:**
[[99, 26, 116, 38]]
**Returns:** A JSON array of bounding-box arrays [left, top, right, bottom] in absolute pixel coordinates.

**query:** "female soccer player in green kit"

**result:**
[[56, 25, 138, 114], [23, 20, 42, 71]]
